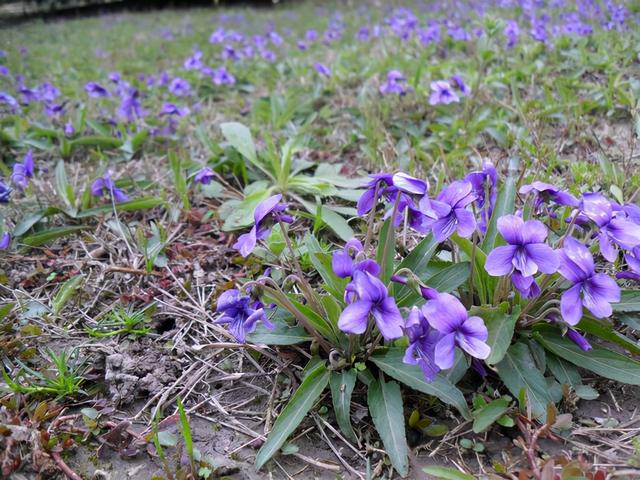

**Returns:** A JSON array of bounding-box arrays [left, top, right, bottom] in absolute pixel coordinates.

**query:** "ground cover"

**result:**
[[1, 1, 640, 478]]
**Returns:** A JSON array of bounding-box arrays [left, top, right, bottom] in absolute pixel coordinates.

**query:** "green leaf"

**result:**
[[546, 354, 581, 387], [451, 235, 490, 305], [376, 218, 396, 284], [473, 303, 521, 365], [396, 234, 439, 279], [52, 275, 84, 316], [304, 234, 347, 300], [427, 261, 471, 293], [367, 378, 408, 477], [69, 135, 123, 149], [0, 303, 15, 321], [329, 370, 358, 442], [613, 290, 640, 313], [298, 198, 354, 241], [246, 323, 312, 345], [370, 348, 471, 419], [157, 430, 178, 448], [482, 156, 519, 252], [577, 316, 640, 355], [220, 122, 272, 179], [496, 343, 559, 421], [472, 398, 510, 433], [255, 364, 329, 470], [21, 226, 87, 247], [55, 160, 76, 212], [12, 207, 62, 237], [422, 466, 474, 480], [76, 197, 164, 218], [533, 328, 640, 386], [289, 299, 337, 343]]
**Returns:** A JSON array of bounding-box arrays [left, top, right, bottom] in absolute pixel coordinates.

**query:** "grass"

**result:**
[[0, 1, 639, 478]]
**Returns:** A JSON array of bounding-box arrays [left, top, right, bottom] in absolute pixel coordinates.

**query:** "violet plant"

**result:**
[[215, 157, 640, 477]]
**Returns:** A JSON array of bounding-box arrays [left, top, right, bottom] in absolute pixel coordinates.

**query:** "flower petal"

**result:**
[[457, 334, 491, 360], [485, 245, 517, 276], [372, 296, 404, 340], [338, 300, 373, 334], [233, 226, 258, 257], [422, 293, 467, 334], [521, 219, 548, 244], [254, 194, 283, 224], [434, 333, 456, 369], [560, 283, 583, 326], [454, 209, 476, 238], [524, 243, 559, 274], [460, 315, 488, 342], [497, 214, 524, 244]]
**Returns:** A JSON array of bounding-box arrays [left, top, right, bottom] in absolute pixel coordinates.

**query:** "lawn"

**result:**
[[1, 1, 640, 479]]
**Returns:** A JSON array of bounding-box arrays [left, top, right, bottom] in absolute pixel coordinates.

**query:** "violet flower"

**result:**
[[422, 292, 490, 369], [617, 246, 640, 282], [211, 67, 236, 86], [91, 171, 129, 203], [233, 194, 292, 257], [11, 150, 34, 191], [0, 92, 19, 113], [64, 122, 75, 137], [379, 70, 408, 96], [519, 181, 578, 213], [184, 49, 203, 70], [194, 167, 216, 185], [314, 63, 331, 77], [337, 270, 404, 340], [566, 328, 592, 351], [118, 88, 144, 122], [85, 82, 110, 98], [403, 306, 442, 381], [0, 180, 11, 203], [465, 162, 497, 234], [558, 237, 621, 325], [429, 80, 460, 106], [450, 75, 470, 96], [429, 180, 477, 242], [485, 214, 559, 278], [331, 238, 380, 279], [504, 20, 519, 48], [160, 103, 190, 117], [0, 232, 10, 250], [579, 193, 640, 262], [168, 78, 191, 97], [357, 173, 394, 216], [215, 289, 272, 342]]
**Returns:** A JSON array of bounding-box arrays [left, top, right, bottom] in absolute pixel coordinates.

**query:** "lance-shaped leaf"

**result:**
[[256, 363, 330, 470], [329, 370, 358, 442], [367, 378, 408, 477]]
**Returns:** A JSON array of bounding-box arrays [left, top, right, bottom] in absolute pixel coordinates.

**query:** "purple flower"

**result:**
[[429, 81, 460, 106], [558, 237, 621, 325], [465, 162, 497, 234], [64, 122, 75, 137], [118, 88, 144, 122], [108, 72, 121, 84], [233, 194, 292, 257], [0, 66, 9, 76], [194, 167, 216, 185], [85, 82, 110, 98], [579, 193, 640, 262], [215, 289, 272, 342], [504, 20, 519, 48], [357, 173, 394, 216], [314, 63, 331, 77], [168, 78, 191, 97], [0, 232, 10, 250], [379, 70, 408, 96], [184, 49, 203, 70], [485, 214, 558, 279], [429, 180, 477, 242], [160, 103, 190, 117], [0, 180, 11, 203], [0, 92, 19, 112], [450, 75, 470, 96], [91, 171, 129, 203], [337, 271, 404, 340], [566, 328, 592, 351], [617, 246, 640, 282], [403, 306, 442, 381], [422, 292, 490, 369], [331, 239, 380, 280], [11, 150, 34, 190], [519, 181, 578, 213], [211, 66, 236, 86]]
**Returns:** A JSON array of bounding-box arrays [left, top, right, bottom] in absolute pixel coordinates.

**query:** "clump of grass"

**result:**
[[86, 303, 155, 337]]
